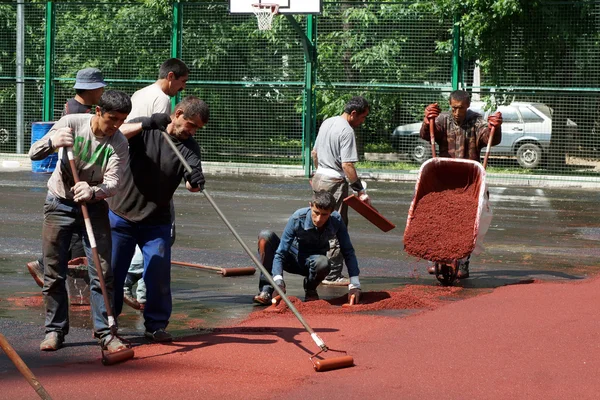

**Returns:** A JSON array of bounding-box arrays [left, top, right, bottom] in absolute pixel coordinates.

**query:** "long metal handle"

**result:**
[[482, 125, 497, 170], [66, 149, 116, 331], [0, 333, 53, 399], [428, 120, 437, 158], [160, 131, 328, 351]]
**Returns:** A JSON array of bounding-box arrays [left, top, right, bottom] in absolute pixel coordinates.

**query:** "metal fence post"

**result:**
[[304, 15, 317, 177], [171, 0, 183, 108], [43, 1, 55, 121], [451, 14, 461, 91], [16, 0, 25, 153]]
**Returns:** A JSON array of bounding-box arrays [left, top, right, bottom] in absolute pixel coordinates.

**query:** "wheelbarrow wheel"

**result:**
[[434, 261, 459, 286]]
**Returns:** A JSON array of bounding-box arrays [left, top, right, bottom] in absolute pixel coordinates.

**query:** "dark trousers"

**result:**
[[257, 230, 330, 294], [42, 194, 113, 339], [109, 211, 172, 332]]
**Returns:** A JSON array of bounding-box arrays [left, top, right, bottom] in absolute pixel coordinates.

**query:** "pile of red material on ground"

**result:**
[[404, 185, 479, 261], [249, 285, 463, 318]]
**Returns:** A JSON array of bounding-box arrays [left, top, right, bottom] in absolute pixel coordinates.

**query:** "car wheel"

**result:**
[[412, 142, 432, 164], [516, 143, 542, 169]]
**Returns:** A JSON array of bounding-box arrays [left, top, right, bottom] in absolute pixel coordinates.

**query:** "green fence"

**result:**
[[1, 1, 599, 186]]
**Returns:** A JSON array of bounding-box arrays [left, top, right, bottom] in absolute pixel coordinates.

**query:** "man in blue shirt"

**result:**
[[253, 190, 362, 304]]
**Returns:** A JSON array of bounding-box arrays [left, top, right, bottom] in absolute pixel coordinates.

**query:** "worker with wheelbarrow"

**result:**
[[417, 90, 502, 280]]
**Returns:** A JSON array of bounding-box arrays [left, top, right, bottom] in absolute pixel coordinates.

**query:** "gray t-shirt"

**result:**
[[28, 113, 129, 201], [313, 115, 358, 178]]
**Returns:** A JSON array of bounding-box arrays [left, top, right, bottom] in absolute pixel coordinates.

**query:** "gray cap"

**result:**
[[73, 67, 107, 90]]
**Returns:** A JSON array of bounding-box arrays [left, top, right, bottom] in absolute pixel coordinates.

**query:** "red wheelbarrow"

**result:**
[[403, 124, 496, 285]]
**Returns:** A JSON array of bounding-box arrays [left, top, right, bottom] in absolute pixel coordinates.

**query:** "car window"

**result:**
[[519, 107, 544, 123], [498, 106, 521, 123]]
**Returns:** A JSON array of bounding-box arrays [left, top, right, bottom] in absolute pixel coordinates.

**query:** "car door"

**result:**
[[492, 105, 524, 155], [518, 104, 551, 149]]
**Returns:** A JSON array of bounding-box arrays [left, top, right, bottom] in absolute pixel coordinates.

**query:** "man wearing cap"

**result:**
[[26, 67, 108, 288], [64, 67, 107, 115]]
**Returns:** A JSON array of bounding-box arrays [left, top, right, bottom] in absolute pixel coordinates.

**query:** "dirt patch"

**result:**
[[404, 185, 478, 261], [247, 285, 463, 319]]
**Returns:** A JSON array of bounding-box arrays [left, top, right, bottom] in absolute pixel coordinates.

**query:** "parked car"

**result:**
[[390, 102, 554, 168]]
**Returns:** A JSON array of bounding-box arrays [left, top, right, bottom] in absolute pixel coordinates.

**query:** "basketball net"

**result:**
[[252, 3, 279, 31]]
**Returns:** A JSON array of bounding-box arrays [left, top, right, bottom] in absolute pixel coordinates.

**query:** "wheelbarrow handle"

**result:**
[[428, 120, 437, 159], [483, 125, 497, 170]]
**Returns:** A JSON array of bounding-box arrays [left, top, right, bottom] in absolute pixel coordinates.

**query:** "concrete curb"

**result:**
[[3, 153, 600, 189]]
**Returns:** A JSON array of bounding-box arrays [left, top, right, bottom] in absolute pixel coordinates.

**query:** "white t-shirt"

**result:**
[[313, 115, 358, 178], [127, 83, 171, 120]]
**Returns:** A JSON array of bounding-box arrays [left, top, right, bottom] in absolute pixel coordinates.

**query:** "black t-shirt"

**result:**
[[107, 119, 203, 225], [62, 98, 92, 116]]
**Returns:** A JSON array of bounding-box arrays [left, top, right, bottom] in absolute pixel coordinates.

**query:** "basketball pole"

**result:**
[[283, 14, 317, 178]]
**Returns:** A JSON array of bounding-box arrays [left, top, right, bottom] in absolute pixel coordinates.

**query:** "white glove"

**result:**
[[358, 192, 371, 205], [72, 181, 94, 203], [50, 127, 74, 149]]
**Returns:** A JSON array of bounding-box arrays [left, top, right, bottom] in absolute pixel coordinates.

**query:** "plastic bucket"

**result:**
[[31, 122, 57, 173]]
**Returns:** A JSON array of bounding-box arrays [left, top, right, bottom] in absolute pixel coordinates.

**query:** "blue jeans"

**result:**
[[42, 193, 113, 339], [257, 230, 330, 294], [109, 210, 172, 332], [123, 200, 176, 303]]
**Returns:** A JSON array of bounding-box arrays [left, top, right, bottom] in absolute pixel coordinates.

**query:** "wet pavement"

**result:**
[[1, 170, 599, 374]]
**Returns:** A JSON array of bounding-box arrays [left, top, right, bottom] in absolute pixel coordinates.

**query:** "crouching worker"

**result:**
[[253, 190, 362, 305], [28, 90, 131, 352]]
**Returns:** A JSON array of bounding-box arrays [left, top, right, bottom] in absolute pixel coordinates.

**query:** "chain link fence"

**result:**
[[0, 1, 599, 185]]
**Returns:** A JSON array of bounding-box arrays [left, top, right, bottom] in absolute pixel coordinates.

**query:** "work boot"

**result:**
[[321, 276, 349, 286], [102, 335, 128, 353], [457, 260, 470, 279], [304, 289, 320, 302], [144, 328, 173, 343], [303, 277, 320, 302], [26, 260, 44, 288], [253, 291, 272, 305], [40, 331, 64, 351]]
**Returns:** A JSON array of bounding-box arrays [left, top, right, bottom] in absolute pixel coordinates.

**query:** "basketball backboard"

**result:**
[[229, 0, 322, 14]]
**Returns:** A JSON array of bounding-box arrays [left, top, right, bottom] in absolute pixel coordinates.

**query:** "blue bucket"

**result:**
[[31, 122, 57, 173]]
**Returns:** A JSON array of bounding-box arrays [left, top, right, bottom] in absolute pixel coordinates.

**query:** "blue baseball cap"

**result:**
[[73, 67, 107, 90]]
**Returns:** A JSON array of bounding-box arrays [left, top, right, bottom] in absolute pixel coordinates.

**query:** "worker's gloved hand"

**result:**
[[424, 103, 441, 124], [274, 278, 286, 294], [488, 112, 503, 129], [184, 168, 205, 190], [71, 181, 94, 203], [50, 127, 73, 149], [358, 192, 371, 205], [348, 287, 361, 304], [141, 113, 171, 131]]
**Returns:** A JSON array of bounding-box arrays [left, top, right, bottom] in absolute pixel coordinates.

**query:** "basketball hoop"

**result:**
[[252, 3, 279, 31]]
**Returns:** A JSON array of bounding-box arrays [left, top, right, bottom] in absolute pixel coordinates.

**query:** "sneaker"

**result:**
[[26, 261, 44, 288], [457, 261, 470, 279], [304, 289, 320, 302], [123, 293, 141, 310], [253, 291, 272, 305], [144, 328, 173, 343], [321, 276, 350, 286], [102, 335, 128, 353], [40, 331, 64, 351]]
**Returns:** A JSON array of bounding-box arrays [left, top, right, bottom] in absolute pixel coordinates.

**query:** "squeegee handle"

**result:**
[[159, 131, 327, 350], [66, 149, 115, 329], [0, 333, 53, 399]]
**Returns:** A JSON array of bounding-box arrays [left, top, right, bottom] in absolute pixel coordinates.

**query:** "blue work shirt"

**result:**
[[272, 207, 360, 278]]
